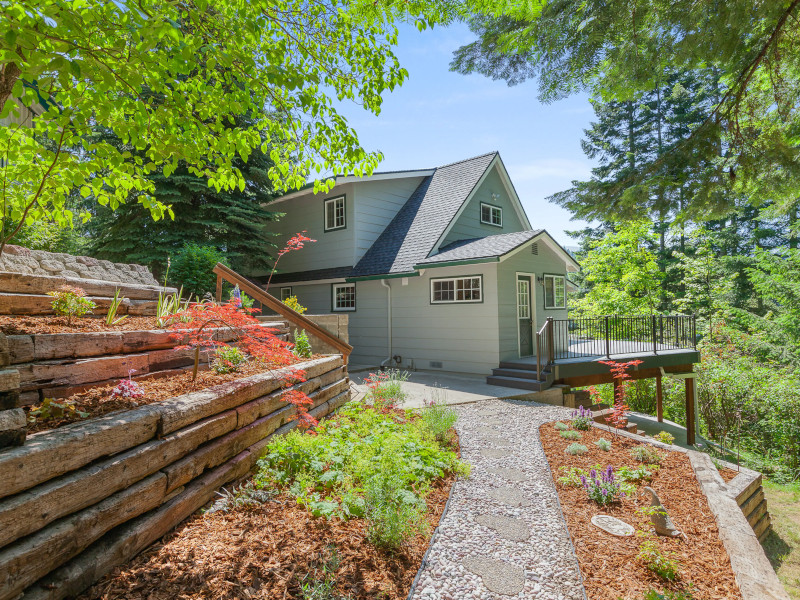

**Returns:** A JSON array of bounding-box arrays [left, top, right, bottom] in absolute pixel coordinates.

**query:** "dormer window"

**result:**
[[480, 202, 502, 227], [324, 195, 346, 231]]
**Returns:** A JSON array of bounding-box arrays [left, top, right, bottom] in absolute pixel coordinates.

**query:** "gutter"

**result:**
[[659, 367, 700, 440], [380, 279, 393, 368]]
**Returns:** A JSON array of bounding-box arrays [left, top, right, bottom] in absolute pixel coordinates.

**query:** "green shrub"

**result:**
[[420, 387, 457, 444], [560, 430, 582, 441], [364, 472, 429, 549], [631, 444, 662, 465], [170, 243, 228, 297], [293, 329, 313, 359], [212, 346, 247, 374], [595, 438, 612, 451], [554, 421, 569, 431], [637, 533, 681, 581], [566, 443, 588, 455], [643, 588, 695, 600], [618, 464, 656, 484], [653, 431, 675, 445], [557, 466, 588, 487], [363, 369, 408, 410], [47, 285, 96, 324]]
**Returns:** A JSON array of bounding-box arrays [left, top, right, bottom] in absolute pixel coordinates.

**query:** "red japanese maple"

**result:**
[[265, 231, 317, 291], [598, 359, 643, 433], [168, 300, 315, 427]]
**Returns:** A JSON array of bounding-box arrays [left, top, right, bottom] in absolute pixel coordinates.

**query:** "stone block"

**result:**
[[0, 408, 26, 448]]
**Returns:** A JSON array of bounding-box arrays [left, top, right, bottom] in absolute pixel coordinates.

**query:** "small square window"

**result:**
[[280, 287, 293, 301], [332, 283, 355, 311], [480, 203, 502, 227], [543, 275, 566, 309], [324, 196, 346, 231], [431, 276, 482, 304]]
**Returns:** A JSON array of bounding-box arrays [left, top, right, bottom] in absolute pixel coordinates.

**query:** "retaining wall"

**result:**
[[0, 355, 350, 600]]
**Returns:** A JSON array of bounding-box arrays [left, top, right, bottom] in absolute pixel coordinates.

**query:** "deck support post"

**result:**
[[215, 273, 223, 303], [685, 376, 696, 446], [656, 373, 663, 422]]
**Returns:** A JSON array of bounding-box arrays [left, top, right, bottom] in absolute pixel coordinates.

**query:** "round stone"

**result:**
[[591, 514, 635, 537]]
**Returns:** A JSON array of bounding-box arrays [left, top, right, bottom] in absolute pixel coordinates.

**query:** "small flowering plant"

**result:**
[[581, 465, 624, 506], [570, 405, 593, 430], [111, 369, 145, 399], [48, 285, 96, 325]]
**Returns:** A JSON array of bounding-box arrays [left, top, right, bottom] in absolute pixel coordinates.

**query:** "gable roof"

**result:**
[[414, 230, 544, 267], [350, 152, 498, 277]]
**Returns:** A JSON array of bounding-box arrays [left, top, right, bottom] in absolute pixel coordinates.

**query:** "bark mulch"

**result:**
[[540, 423, 742, 600], [81, 475, 456, 600], [27, 358, 311, 434]]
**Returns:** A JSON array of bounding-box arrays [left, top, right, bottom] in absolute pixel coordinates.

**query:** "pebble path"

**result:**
[[409, 399, 587, 600]]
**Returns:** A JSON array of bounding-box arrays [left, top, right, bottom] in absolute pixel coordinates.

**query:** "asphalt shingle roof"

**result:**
[[350, 152, 498, 277], [415, 230, 545, 266]]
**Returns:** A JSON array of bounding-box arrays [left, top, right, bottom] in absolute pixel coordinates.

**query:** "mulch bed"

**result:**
[[540, 423, 742, 600], [26, 358, 313, 434], [81, 473, 456, 600]]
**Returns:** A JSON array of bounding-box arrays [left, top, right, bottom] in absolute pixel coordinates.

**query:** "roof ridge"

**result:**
[[435, 151, 498, 170]]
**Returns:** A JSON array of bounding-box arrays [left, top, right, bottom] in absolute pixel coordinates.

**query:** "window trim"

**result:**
[[331, 282, 356, 312], [429, 275, 484, 305], [279, 287, 293, 301], [480, 202, 503, 227], [323, 195, 347, 232], [542, 273, 567, 309]]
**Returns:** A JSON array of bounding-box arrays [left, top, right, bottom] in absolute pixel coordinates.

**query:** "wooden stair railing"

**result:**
[[213, 263, 353, 362]]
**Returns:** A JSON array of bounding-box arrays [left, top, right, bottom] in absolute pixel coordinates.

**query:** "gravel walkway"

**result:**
[[410, 399, 587, 600]]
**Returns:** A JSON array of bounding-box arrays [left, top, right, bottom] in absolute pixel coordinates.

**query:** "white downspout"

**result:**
[[659, 367, 700, 437], [380, 279, 392, 368]]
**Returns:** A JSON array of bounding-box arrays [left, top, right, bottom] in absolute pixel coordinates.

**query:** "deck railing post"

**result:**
[[536, 333, 541, 380], [652, 314, 658, 355], [604, 315, 611, 358], [675, 316, 680, 348], [215, 273, 223, 303], [547, 317, 555, 364], [692, 314, 697, 349]]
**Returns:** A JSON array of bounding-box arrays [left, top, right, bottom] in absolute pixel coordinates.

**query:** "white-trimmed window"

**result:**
[[431, 276, 482, 304], [543, 274, 566, 309], [280, 287, 293, 301], [480, 202, 502, 227], [324, 196, 346, 231], [332, 283, 356, 311]]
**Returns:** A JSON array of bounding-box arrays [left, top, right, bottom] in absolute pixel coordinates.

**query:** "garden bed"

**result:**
[[540, 421, 742, 600]]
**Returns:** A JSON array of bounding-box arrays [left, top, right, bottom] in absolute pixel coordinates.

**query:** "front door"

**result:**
[[517, 275, 533, 356]]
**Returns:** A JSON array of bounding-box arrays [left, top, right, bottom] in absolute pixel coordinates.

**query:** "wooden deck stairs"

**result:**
[[486, 361, 554, 392]]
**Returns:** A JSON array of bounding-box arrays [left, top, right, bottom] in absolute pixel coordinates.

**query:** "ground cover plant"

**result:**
[[541, 421, 742, 600]]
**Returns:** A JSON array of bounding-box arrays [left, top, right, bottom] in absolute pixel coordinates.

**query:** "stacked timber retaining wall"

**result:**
[[0, 355, 350, 600]]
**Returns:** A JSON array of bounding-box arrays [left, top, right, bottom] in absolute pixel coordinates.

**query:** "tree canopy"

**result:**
[[453, 0, 800, 217], [0, 0, 452, 252]]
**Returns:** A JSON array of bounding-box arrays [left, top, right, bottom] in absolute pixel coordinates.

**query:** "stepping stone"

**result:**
[[487, 486, 530, 507], [476, 425, 498, 434], [480, 448, 510, 459], [476, 514, 531, 542], [483, 435, 512, 447], [462, 556, 525, 595], [489, 467, 528, 482], [484, 417, 505, 426]]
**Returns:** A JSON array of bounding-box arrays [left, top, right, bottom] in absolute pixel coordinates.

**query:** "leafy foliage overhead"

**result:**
[[0, 0, 452, 251], [453, 0, 800, 214]]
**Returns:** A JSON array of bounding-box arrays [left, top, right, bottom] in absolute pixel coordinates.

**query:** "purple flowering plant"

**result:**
[[111, 369, 145, 400], [581, 465, 624, 506], [571, 405, 593, 431]]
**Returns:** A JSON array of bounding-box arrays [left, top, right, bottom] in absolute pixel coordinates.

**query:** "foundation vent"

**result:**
[[429, 361, 443, 369], [531, 243, 539, 255]]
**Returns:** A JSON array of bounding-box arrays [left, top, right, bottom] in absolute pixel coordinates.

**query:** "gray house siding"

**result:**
[[439, 167, 525, 249], [353, 177, 427, 264], [496, 239, 570, 362], [256, 183, 357, 277]]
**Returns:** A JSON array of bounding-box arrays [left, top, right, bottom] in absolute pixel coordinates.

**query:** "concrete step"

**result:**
[[491, 367, 544, 380], [486, 375, 550, 392], [498, 360, 550, 373]]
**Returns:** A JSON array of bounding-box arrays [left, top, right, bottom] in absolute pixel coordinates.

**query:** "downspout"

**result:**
[[380, 279, 392, 368], [659, 367, 700, 437]]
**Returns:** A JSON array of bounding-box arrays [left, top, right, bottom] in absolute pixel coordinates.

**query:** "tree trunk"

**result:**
[[0, 62, 21, 108]]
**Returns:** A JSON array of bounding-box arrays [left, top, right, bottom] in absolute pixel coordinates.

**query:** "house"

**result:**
[[258, 152, 579, 376]]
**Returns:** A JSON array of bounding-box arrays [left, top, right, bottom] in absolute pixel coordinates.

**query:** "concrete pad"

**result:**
[[349, 369, 544, 408], [462, 556, 525, 595]]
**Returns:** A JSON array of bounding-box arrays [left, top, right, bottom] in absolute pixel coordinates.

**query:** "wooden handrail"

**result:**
[[212, 263, 353, 361]]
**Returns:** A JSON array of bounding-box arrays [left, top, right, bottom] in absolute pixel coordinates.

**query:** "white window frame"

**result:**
[[480, 202, 503, 227], [430, 276, 483, 304], [324, 195, 346, 231], [280, 287, 293, 301], [543, 274, 566, 309], [332, 283, 356, 311]]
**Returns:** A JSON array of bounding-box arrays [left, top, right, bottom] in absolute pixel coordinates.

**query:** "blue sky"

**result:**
[[336, 22, 596, 247]]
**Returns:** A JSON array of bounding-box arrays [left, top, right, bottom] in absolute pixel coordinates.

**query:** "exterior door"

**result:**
[[517, 275, 533, 356]]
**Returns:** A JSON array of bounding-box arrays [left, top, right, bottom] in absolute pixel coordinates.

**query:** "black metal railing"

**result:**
[[536, 314, 696, 377]]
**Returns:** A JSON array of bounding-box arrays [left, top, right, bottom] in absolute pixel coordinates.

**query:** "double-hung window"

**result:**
[[332, 283, 356, 311], [280, 287, 293, 301], [543, 274, 566, 309], [480, 203, 502, 227], [324, 196, 346, 231], [431, 276, 482, 304]]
